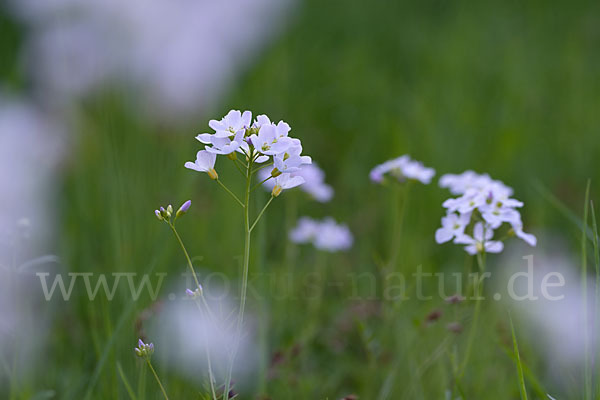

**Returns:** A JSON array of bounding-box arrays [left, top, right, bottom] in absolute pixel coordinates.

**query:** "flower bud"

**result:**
[[271, 168, 282, 178], [207, 168, 219, 180], [135, 339, 155, 358], [272, 184, 283, 197], [159, 206, 170, 219], [167, 205, 173, 216], [155, 210, 163, 221], [176, 200, 192, 219]]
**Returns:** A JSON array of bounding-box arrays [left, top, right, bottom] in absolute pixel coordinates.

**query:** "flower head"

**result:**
[[272, 173, 305, 197], [258, 162, 333, 202], [436, 170, 535, 253], [185, 150, 218, 179], [135, 339, 155, 358], [249, 121, 294, 156], [370, 155, 435, 184], [454, 222, 504, 255]]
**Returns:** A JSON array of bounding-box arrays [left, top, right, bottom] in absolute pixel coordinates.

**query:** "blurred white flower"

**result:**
[[8, 0, 295, 122], [289, 217, 320, 243], [289, 217, 353, 252], [435, 212, 471, 244], [152, 294, 257, 386], [370, 155, 435, 184]]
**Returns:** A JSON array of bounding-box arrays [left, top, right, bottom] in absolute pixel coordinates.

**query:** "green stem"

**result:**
[[223, 152, 254, 398], [251, 162, 274, 175], [459, 251, 486, 377], [168, 223, 218, 398], [168, 223, 202, 291], [216, 179, 244, 207], [251, 176, 273, 193], [582, 181, 591, 400], [192, 299, 218, 400], [250, 196, 274, 232], [146, 359, 169, 400]]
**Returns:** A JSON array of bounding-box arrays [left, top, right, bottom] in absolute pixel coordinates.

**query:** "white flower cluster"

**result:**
[[258, 162, 333, 202], [436, 170, 536, 255], [289, 217, 353, 252], [370, 155, 435, 184], [185, 110, 312, 196]]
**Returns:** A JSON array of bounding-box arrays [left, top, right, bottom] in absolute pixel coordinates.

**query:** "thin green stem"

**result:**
[[168, 222, 202, 291], [168, 222, 218, 398], [192, 299, 218, 400], [250, 196, 274, 232], [232, 158, 246, 177], [251, 162, 274, 175], [459, 251, 486, 377], [145, 359, 169, 400], [509, 313, 529, 400], [223, 152, 254, 399], [582, 180, 591, 400], [215, 179, 244, 207], [590, 201, 600, 399], [251, 176, 273, 193]]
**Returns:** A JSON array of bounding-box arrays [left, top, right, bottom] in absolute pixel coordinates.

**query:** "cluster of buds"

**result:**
[[154, 200, 191, 222], [185, 286, 203, 299], [135, 339, 155, 358]]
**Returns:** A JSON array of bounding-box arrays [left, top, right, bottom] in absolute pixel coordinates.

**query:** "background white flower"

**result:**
[[370, 155, 435, 184]]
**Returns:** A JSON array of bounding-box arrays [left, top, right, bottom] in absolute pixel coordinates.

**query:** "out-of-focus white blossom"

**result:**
[[370, 155, 435, 184], [8, 0, 294, 122], [289, 217, 353, 252]]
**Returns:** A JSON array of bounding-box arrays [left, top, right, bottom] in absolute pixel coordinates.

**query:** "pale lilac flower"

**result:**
[[184, 150, 218, 179], [272, 173, 305, 197], [435, 212, 471, 244], [370, 155, 435, 184], [208, 110, 252, 137], [258, 163, 333, 202], [289, 217, 319, 243], [437, 170, 536, 250], [439, 170, 513, 197], [455, 222, 504, 255], [249, 121, 293, 156], [273, 144, 312, 173]]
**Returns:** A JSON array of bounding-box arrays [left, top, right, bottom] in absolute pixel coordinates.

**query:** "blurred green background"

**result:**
[[2, 0, 600, 398]]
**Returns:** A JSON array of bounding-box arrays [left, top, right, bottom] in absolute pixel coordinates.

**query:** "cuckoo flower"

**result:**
[[184, 150, 218, 179], [437, 170, 536, 253], [370, 155, 435, 184]]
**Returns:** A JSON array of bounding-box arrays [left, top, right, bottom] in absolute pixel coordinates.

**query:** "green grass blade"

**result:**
[[590, 200, 600, 399], [509, 314, 528, 400], [117, 361, 138, 400], [582, 180, 591, 400]]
